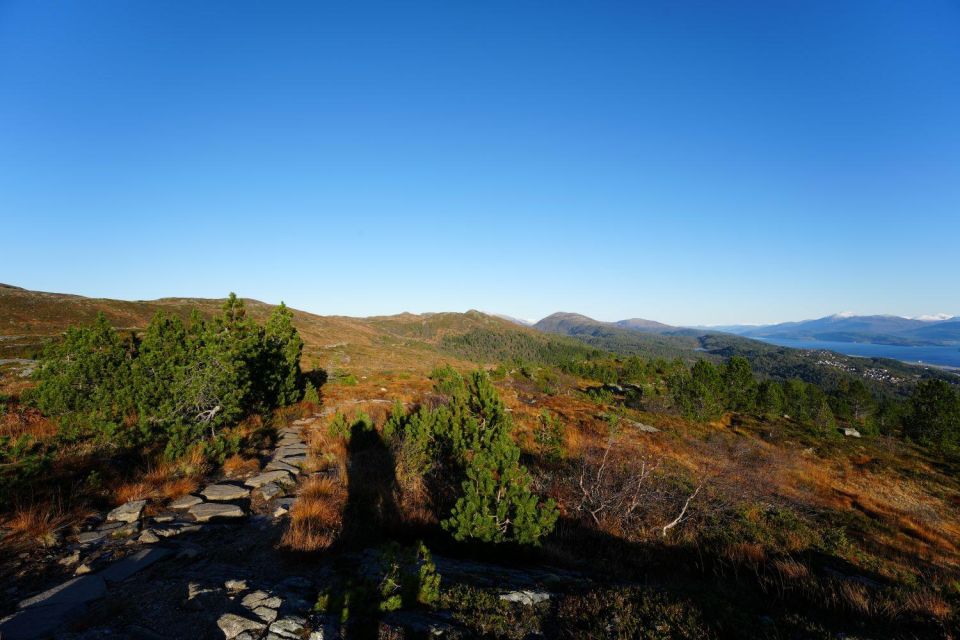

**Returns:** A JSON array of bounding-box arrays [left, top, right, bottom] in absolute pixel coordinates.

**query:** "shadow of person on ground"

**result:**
[[338, 421, 402, 549]]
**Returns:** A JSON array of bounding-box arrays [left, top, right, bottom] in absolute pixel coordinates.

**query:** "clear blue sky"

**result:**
[[2, 1, 958, 325]]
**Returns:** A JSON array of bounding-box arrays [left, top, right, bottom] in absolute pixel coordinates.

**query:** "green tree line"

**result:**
[[666, 356, 960, 452], [28, 294, 304, 459]]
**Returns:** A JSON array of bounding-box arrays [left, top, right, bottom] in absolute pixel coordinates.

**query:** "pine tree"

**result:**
[[263, 302, 303, 406], [32, 312, 134, 437], [133, 312, 190, 434], [757, 380, 785, 418], [906, 380, 960, 451], [670, 360, 725, 421], [437, 371, 558, 545], [722, 356, 757, 412]]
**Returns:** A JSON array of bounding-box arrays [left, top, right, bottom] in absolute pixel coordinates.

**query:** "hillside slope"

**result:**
[[0, 286, 588, 374]]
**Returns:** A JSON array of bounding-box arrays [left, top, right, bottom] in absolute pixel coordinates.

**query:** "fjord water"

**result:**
[[758, 337, 960, 369]]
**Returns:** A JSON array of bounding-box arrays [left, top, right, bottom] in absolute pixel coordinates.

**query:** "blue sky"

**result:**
[[1, 1, 958, 325]]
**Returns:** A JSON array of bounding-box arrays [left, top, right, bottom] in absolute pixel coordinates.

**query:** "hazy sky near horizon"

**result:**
[[2, 1, 959, 325]]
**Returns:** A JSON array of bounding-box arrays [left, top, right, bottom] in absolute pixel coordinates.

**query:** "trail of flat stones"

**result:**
[[0, 418, 329, 640]]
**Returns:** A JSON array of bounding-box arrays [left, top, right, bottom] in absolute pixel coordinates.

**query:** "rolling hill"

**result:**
[[0, 285, 598, 375]]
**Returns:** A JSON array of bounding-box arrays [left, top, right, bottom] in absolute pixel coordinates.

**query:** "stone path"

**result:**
[[0, 411, 581, 640], [0, 419, 321, 640]]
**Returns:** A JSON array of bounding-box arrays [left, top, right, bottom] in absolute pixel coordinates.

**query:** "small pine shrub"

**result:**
[[535, 410, 566, 464], [314, 542, 442, 633], [303, 380, 320, 404], [328, 411, 351, 439]]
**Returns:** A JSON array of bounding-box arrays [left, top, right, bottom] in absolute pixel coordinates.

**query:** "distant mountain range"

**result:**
[[527, 310, 960, 347], [720, 313, 960, 346]]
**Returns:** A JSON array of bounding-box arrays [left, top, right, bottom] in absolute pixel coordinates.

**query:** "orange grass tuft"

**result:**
[[282, 476, 347, 552], [2, 503, 74, 547], [223, 454, 260, 478]]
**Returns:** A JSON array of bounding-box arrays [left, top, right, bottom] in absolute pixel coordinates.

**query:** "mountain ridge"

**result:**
[[722, 313, 960, 346]]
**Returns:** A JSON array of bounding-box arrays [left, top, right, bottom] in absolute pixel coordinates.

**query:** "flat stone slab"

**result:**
[[1, 603, 77, 639], [218, 613, 266, 639], [18, 575, 107, 610], [106, 499, 146, 523], [276, 454, 306, 467], [245, 470, 295, 488], [277, 443, 308, 453], [77, 530, 107, 545], [269, 616, 308, 639], [201, 483, 251, 501], [242, 590, 282, 610], [189, 502, 246, 522], [4, 576, 111, 638], [265, 459, 300, 474], [153, 523, 202, 538], [100, 548, 171, 583], [169, 494, 203, 509]]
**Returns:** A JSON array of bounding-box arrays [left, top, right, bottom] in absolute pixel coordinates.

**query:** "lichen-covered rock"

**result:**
[[217, 613, 266, 639], [107, 499, 147, 523]]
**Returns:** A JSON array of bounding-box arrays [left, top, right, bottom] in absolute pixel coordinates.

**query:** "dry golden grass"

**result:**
[[113, 460, 202, 507], [222, 454, 260, 478], [300, 476, 340, 501], [159, 477, 199, 501], [305, 420, 348, 478], [143, 462, 176, 486], [1, 503, 76, 548], [723, 542, 767, 567], [114, 482, 150, 503], [835, 580, 873, 616], [282, 476, 347, 552], [0, 405, 57, 440], [905, 590, 952, 621], [772, 558, 812, 583]]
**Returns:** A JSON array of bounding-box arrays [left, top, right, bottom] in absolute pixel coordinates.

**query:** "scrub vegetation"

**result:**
[[1, 287, 959, 638]]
